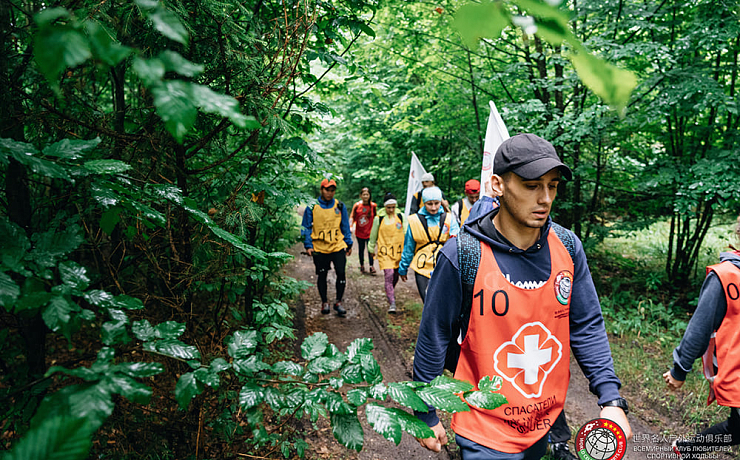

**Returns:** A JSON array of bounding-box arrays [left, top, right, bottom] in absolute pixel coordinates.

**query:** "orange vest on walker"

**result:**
[[451, 230, 574, 453], [706, 258, 740, 407], [376, 213, 405, 270]]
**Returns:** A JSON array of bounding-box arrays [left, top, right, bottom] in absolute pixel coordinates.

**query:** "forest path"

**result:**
[[286, 238, 683, 460]]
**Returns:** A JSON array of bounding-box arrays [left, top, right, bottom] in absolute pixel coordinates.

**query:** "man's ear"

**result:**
[[490, 174, 505, 197]]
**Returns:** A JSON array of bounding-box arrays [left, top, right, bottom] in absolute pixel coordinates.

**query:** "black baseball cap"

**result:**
[[493, 133, 572, 181]]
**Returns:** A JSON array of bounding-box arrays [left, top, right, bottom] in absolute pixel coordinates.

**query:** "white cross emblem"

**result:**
[[493, 322, 563, 398], [507, 335, 552, 385]]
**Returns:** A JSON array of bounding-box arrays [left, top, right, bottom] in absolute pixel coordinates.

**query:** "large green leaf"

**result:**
[[175, 372, 204, 409], [107, 374, 152, 405], [132, 319, 157, 341], [232, 355, 271, 375], [387, 383, 429, 412], [416, 386, 470, 413], [307, 355, 345, 375], [239, 383, 263, 410], [347, 388, 368, 406], [364, 404, 403, 445], [113, 361, 164, 378], [0, 272, 20, 309], [42, 138, 100, 159], [429, 374, 474, 393], [301, 332, 328, 360], [0, 217, 30, 273], [151, 81, 197, 142], [331, 413, 364, 452], [190, 84, 247, 128], [42, 295, 80, 338], [31, 224, 83, 268], [34, 23, 92, 84], [272, 360, 304, 376], [463, 390, 507, 410], [360, 353, 382, 384], [58, 261, 90, 290], [3, 415, 93, 460], [148, 5, 189, 46], [154, 321, 186, 339], [143, 339, 201, 360], [452, 2, 508, 49], [568, 46, 637, 112], [346, 337, 373, 363], [132, 56, 165, 86], [340, 363, 364, 384], [158, 51, 203, 76], [85, 21, 132, 66], [227, 329, 258, 358]]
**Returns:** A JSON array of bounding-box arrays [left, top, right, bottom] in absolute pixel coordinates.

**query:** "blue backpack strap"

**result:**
[[445, 229, 481, 372], [550, 222, 576, 262]]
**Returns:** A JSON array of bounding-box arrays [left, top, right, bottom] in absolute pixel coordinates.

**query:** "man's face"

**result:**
[[321, 186, 336, 201], [422, 181, 434, 188], [465, 190, 479, 204], [497, 169, 560, 229], [424, 200, 441, 215]]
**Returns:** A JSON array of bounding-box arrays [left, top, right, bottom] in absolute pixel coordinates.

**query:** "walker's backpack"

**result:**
[[444, 223, 576, 372], [377, 211, 404, 226]]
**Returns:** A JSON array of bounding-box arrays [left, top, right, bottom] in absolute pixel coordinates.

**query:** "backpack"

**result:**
[[443, 222, 576, 372]]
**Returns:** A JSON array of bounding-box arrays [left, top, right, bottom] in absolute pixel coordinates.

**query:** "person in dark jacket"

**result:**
[[413, 134, 631, 459], [664, 214, 740, 459]]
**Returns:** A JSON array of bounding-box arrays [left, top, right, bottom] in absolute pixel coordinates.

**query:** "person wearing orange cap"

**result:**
[[301, 178, 353, 317], [451, 179, 481, 227]]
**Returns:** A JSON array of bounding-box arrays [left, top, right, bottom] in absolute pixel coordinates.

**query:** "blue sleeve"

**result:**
[[467, 196, 497, 222], [670, 272, 726, 381], [449, 213, 460, 237], [301, 206, 314, 249], [398, 226, 416, 276], [568, 234, 622, 404], [340, 203, 352, 247], [413, 240, 463, 427]]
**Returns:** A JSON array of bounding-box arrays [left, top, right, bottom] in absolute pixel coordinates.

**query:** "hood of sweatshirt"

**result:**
[[719, 250, 740, 268]]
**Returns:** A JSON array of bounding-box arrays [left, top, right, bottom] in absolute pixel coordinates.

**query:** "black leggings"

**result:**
[[356, 238, 374, 267], [312, 250, 347, 303], [415, 272, 430, 304]]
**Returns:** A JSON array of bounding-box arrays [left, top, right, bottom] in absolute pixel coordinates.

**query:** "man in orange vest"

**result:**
[[664, 214, 740, 458], [413, 134, 632, 459], [301, 179, 353, 317]]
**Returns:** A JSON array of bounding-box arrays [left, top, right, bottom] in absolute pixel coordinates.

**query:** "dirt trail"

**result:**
[[287, 240, 689, 460]]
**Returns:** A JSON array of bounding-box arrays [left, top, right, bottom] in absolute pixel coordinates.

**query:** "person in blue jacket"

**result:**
[[413, 134, 632, 459], [301, 178, 353, 316]]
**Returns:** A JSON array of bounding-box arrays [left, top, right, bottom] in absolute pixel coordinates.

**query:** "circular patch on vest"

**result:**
[[334, 207, 340, 214], [554, 270, 573, 305], [396, 222, 402, 229], [575, 418, 627, 460]]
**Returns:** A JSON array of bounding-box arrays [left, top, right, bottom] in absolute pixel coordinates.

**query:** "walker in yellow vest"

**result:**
[[310, 200, 347, 254], [376, 212, 405, 270], [407, 212, 452, 278]]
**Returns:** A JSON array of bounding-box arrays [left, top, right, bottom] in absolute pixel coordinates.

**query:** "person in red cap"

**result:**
[[451, 179, 481, 227], [301, 178, 353, 316]]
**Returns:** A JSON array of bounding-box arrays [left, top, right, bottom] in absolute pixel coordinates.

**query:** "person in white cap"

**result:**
[[409, 172, 450, 215], [368, 192, 407, 313]]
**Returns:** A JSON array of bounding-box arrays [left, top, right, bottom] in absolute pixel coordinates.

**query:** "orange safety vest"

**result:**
[[452, 230, 574, 453], [706, 258, 740, 407], [408, 212, 452, 278], [376, 213, 405, 270], [310, 201, 347, 254]]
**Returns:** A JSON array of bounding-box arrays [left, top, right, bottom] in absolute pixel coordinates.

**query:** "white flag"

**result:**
[[405, 152, 426, 216], [480, 101, 510, 198]]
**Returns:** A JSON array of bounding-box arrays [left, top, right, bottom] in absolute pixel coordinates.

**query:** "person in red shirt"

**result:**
[[350, 187, 377, 274]]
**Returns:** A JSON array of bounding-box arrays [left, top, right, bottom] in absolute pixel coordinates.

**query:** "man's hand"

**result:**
[[599, 406, 632, 440], [663, 370, 684, 391], [417, 422, 448, 453], [345, 246, 352, 257], [400, 274, 407, 282], [305, 248, 314, 257]]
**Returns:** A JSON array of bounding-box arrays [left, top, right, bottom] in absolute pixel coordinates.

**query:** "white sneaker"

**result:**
[[388, 302, 397, 313]]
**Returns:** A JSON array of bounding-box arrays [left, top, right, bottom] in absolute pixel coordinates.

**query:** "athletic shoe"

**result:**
[[369, 266, 376, 275], [388, 302, 397, 313], [321, 303, 330, 314], [360, 265, 366, 273], [550, 442, 577, 460], [334, 302, 346, 317]]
